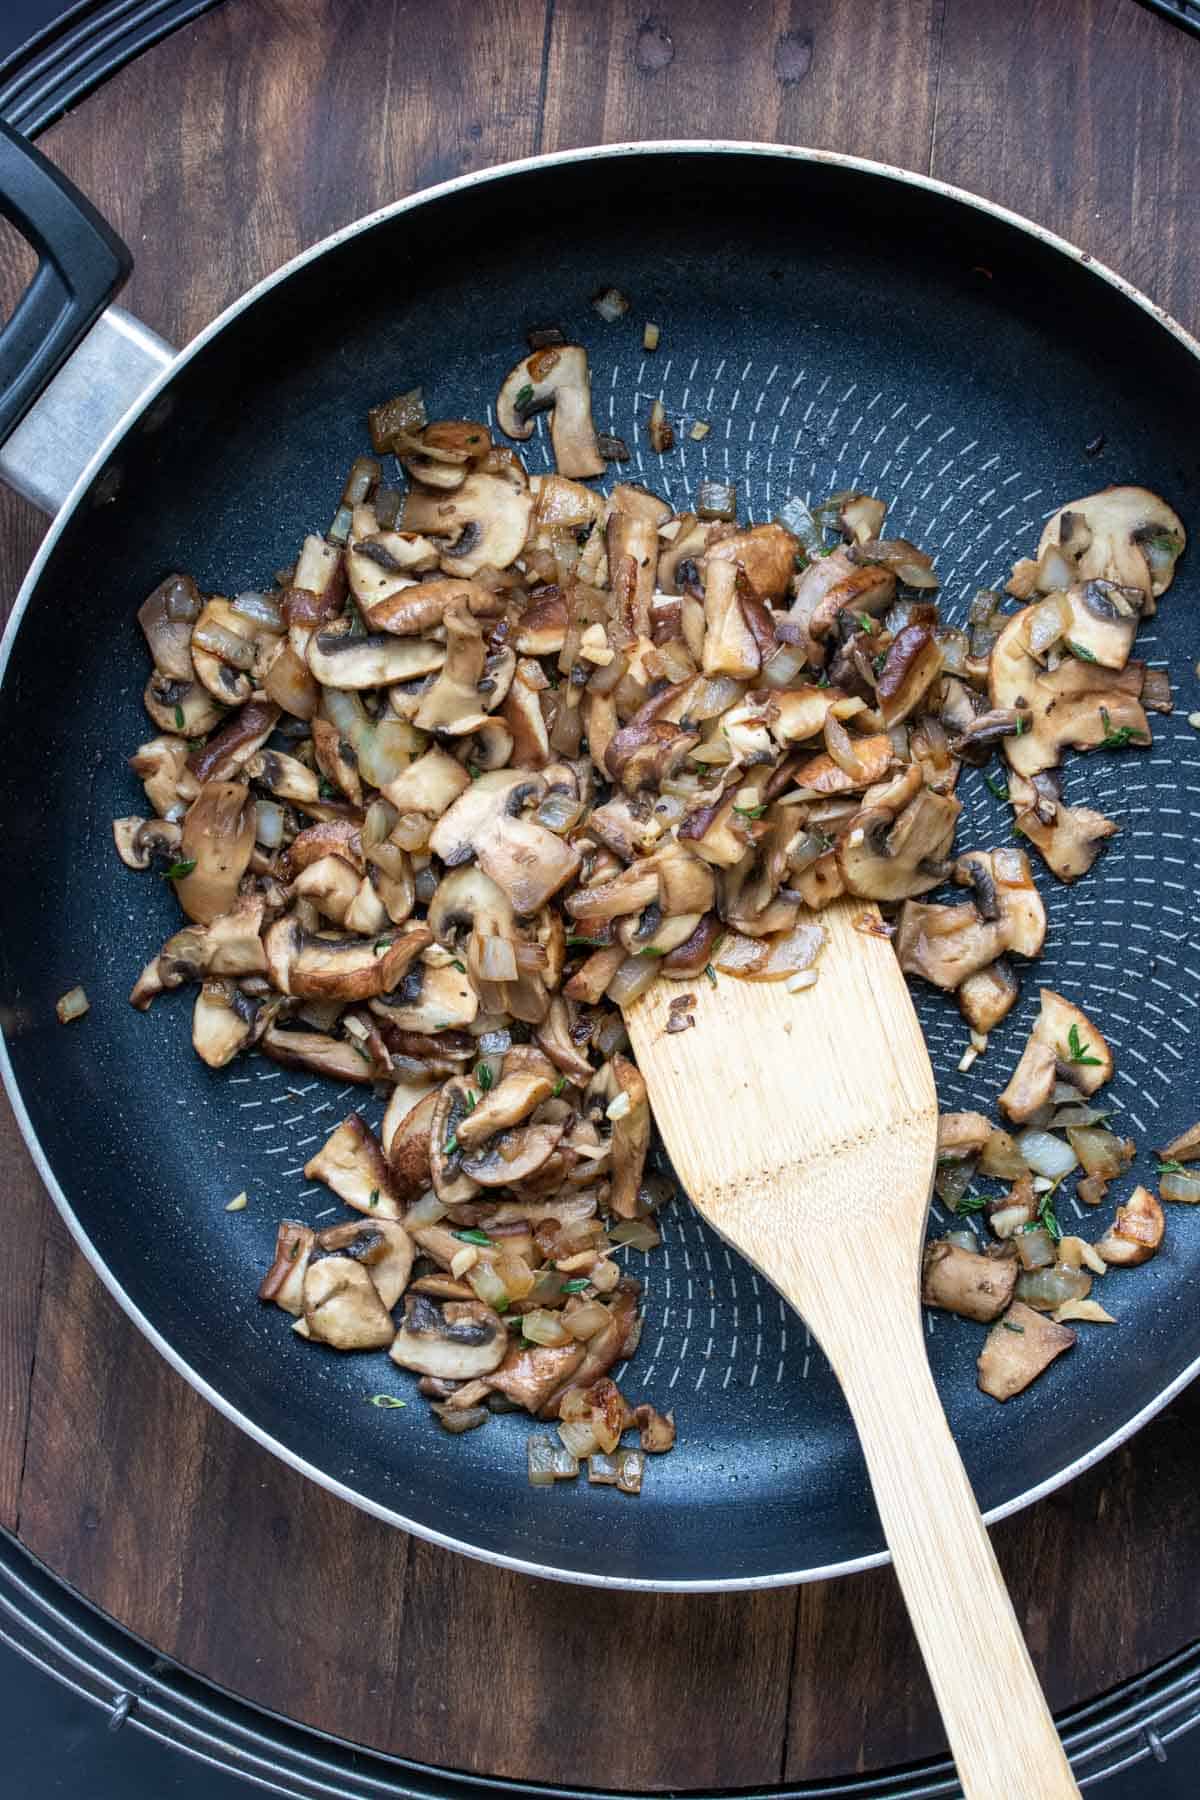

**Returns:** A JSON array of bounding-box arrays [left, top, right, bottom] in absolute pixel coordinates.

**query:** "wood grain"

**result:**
[[627, 901, 1076, 1799], [1, 0, 1199, 1789]]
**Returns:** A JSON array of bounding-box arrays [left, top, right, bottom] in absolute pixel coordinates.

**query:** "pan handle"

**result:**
[[0, 122, 174, 515]]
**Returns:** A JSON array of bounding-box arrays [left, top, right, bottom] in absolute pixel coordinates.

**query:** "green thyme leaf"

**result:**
[[476, 1062, 494, 1091], [635, 945, 669, 957], [1013, 714, 1029, 736], [1002, 1321, 1026, 1334], [368, 1188, 380, 1208], [857, 613, 877, 635], [451, 959, 466, 973], [553, 1076, 566, 1097], [374, 938, 392, 955], [1068, 641, 1097, 663], [366, 1393, 406, 1408], [444, 1133, 459, 1155], [514, 382, 535, 411], [561, 1277, 591, 1294], [350, 1041, 372, 1063], [954, 1191, 989, 1217], [733, 803, 768, 820], [464, 1090, 477, 1111], [566, 934, 605, 947], [705, 962, 718, 987], [173, 704, 186, 729], [1098, 706, 1147, 751], [454, 1228, 491, 1246], [1157, 1159, 1185, 1175], [984, 770, 1009, 801], [1068, 1022, 1102, 1066], [467, 763, 481, 779], [162, 859, 197, 881]]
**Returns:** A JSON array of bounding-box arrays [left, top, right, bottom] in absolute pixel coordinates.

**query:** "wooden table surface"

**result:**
[[2, 0, 1199, 1789]]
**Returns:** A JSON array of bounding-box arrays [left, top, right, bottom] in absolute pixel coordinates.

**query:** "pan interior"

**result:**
[[2, 150, 1198, 1587]]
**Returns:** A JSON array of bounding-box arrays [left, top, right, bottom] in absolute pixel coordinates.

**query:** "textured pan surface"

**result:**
[[1, 146, 1198, 1587]]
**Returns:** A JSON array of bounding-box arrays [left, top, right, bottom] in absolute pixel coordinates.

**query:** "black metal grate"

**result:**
[[2, 1527, 1199, 1798]]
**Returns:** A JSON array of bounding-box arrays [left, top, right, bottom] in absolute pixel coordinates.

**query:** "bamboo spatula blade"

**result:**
[[625, 897, 1079, 1800]]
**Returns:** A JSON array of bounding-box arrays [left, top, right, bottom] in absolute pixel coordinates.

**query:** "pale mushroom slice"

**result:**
[[264, 916, 431, 1000], [997, 1035, 1057, 1126], [402, 470, 533, 576], [429, 771, 582, 915], [921, 1240, 1018, 1322], [1008, 772, 1118, 884], [495, 344, 604, 479], [1031, 987, 1113, 1095], [130, 735, 201, 820], [260, 1023, 378, 1084], [1026, 486, 1186, 615], [301, 1255, 396, 1350], [366, 574, 504, 635], [837, 786, 960, 900], [304, 1113, 403, 1219], [702, 521, 798, 602], [138, 572, 204, 680], [455, 1071, 555, 1149], [936, 1112, 994, 1161], [192, 978, 264, 1068], [389, 1294, 508, 1379], [370, 953, 479, 1035], [306, 620, 445, 689], [174, 782, 257, 924], [957, 958, 1020, 1033], [988, 608, 1151, 777], [953, 848, 1045, 958], [314, 1217, 414, 1309], [113, 816, 183, 872], [143, 672, 225, 738], [413, 604, 491, 735], [1096, 1186, 1165, 1267], [382, 1085, 439, 1198], [977, 1301, 1075, 1402], [258, 1220, 316, 1316]]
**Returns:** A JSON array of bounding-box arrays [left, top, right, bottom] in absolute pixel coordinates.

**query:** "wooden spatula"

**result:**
[[624, 895, 1080, 1800]]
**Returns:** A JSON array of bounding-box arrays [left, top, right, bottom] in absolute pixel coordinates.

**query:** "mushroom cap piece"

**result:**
[[977, 1301, 1075, 1402], [258, 1220, 315, 1316], [174, 782, 256, 924], [1032, 987, 1113, 1094], [112, 815, 183, 871], [302, 1255, 396, 1351], [306, 622, 445, 689], [260, 1024, 378, 1084], [138, 572, 204, 680], [314, 1216, 414, 1309], [389, 1293, 508, 1379], [495, 344, 604, 480], [366, 575, 505, 636], [1096, 1185, 1165, 1266], [265, 916, 432, 1001], [1009, 773, 1118, 884], [402, 471, 534, 576], [921, 1240, 1019, 1322], [1034, 486, 1185, 614], [192, 978, 258, 1068], [304, 1113, 403, 1218], [838, 787, 960, 901]]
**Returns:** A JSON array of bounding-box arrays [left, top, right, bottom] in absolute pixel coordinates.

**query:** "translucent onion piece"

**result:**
[[978, 1130, 1031, 1180], [254, 800, 286, 849], [496, 1251, 536, 1301], [775, 494, 824, 556], [527, 1435, 558, 1487], [193, 617, 257, 669], [536, 790, 585, 835], [616, 1448, 645, 1494], [1015, 1226, 1056, 1272], [404, 1191, 448, 1228], [1049, 1105, 1110, 1129], [564, 1300, 610, 1340], [1053, 1299, 1116, 1325], [231, 590, 283, 631], [520, 1308, 573, 1347], [1066, 1126, 1130, 1179], [55, 986, 90, 1024], [467, 1262, 509, 1312], [558, 1418, 600, 1459], [1015, 1264, 1091, 1311], [1160, 1169, 1200, 1204], [607, 1218, 662, 1252], [934, 1159, 975, 1210], [1014, 1128, 1078, 1181], [477, 932, 520, 982], [944, 1229, 979, 1253], [1027, 593, 1071, 657], [760, 640, 808, 689], [823, 712, 868, 780], [363, 797, 400, 848], [606, 954, 661, 1008], [714, 921, 825, 984], [587, 1452, 620, 1485]]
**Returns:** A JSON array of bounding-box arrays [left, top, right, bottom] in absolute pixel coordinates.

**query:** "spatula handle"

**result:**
[[807, 1267, 1080, 1799]]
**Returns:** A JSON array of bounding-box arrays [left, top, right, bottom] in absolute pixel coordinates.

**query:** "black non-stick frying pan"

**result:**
[[1, 134, 1198, 1592]]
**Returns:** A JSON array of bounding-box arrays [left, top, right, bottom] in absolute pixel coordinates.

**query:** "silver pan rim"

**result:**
[[3, 138, 1199, 1593]]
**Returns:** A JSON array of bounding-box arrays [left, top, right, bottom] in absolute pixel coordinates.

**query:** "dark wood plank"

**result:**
[[0, 1100, 55, 1531], [542, 0, 942, 173], [933, 0, 1200, 337]]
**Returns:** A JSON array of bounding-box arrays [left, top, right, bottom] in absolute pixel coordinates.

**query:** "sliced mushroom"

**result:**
[[896, 900, 1008, 992], [371, 956, 479, 1033], [413, 605, 489, 734], [173, 782, 256, 924], [456, 1071, 555, 1148], [460, 1114, 567, 1188], [260, 1023, 377, 1083], [997, 1035, 1057, 1125], [977, 1301, 1075, 1401], [130, 735, 202, 820], [1158, 1121, 1200, 1164], [800, 551, 897, 649], [1095, 1185, 1164, 1266], [143, 672, 225, 738], [189, 700, 281, 785], [304, 1113, 403, 1218], [292, 854, 362, 925], [365, 574, 504, 635], [1032, 987, 1113, 1095], [485, 1338, 587, 1412], [990, 607, 1151, 777], [701, 557, 760, 677], [703, 521, 798, 602], [607, 510, 659, 637], [921, 1240, 1018, 1322], [875, 626, 944, 728], [496, 345, 604, 479], [314, 1216, 414, 1309], [382, 1086, 439, 1197], [265, 915, 431, 1000], [307, 621, 445, 689], [958, 958, 1020, 1032], [302, 1256, 396, 1350], [138, 572, 204, 680], [402, 471, 533, 576], [380, 744, 471, 817], [1008, 773, 1117, 883], [837, 786, 959, 900], [258, 1220, 315, 1315], [605, 1056, 650, 1218], [1029, 486, 1185, 615], [192, 978, 261, 1068], [429, 770, 581, 915], [954, 848, 1045, 957], [789, 732, 895, 798], [113, 816, 183, 871], [936, 1111, 993, 1159], [389, 1293, 508, 1378]]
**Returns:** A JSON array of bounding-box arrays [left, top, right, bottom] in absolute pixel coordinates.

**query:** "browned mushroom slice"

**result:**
[[403, 470, 534, 576], [258, 1220, 315, 1315], [191, 979, 261, 1068], [172, 782, 256, 924], [190, 597, 262, 704], [265, 916, 431, 1000], [953, 848, 1045, 957], [371, 956, 479, 1034], [281, 818, 365, 879], [382, 1087, 438, 1198], [700, 558, 760, 677], [802, 552, 897, 647], [936, 1111, 993, 1161], [895, 900, 1007, 992], [539, 1285, 640, 1417], [921, 1241, 1018, 1322], [495, 345, 604, 479], [997, 1035, 1057, 1125], [188, 700, 281, 785], [977, 1301, 1075, 1401], [1096, 1185, 1165, 1266], [1008, 773, 1118, 883], [301, 1256, 396, 1350], [429, 770, 581, 915], [304, 1114, 402, 1218], [315, 1216, 414, 1309], [1032, 987, 1113, 1094], [703, 521, 798, 602], [957, 958, 1020, 1033], [875, 626, 944, 728], [607, 510, 658, 638], [602, 1056, 650, 1219], [632, 1403, 676, 1453], [389, 1294, 508, 1379], [460, 1114, 567, 1188], [486, 1338, 587, 1412], [1030, 486, 1186, 615], [790, 733, 895, 798], [1158, 1121, 1200, 1164], [366, 574, 504, 635], [306, 621, 445, 689], [260, 1023, 377, 1083], [989, 609, 1151, 777], [837, 787, 959, 901], [456, 1071, 555, 1149]]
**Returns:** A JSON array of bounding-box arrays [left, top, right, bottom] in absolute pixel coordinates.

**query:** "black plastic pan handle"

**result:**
[[0, 119, 132, 446]]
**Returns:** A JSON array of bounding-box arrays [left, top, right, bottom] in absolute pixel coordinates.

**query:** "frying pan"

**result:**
[[1, 133, 1198, 1593]]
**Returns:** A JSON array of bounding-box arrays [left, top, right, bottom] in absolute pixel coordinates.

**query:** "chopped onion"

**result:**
[[231, 590, 283, 631], [495, 1250, 535, 1300], [1016, 1264, 1091, 1311], [477, 933, 519, 982], [616, 1448, 645, 1495], [467, 1262, 509, 1312], [1160, 1169, 1200, 1204], [1059, 1235, 1108, 1276], [1014, 1128, 1078, 1181], [55, 986, 90, 1024], [404, 1190, 448, 1228], [565, 1300, 610, 1340], [1026, 593, 1071, 657], [696, 479, 737, 522], [587, 1452, 620, 1485], [606, 954, 661, 1008], [823, 713, 868, 781], [592, 286, 629, 321], [558, 1418, 600, 1459], [944, 1229, 979, 1253], [979, 1129, 1030, 1180], [527, 1435, 559, 1486], [607, 1218, 661, 1252], [254, 800, 286, 849], [714, 921, 825, 983], [521, 1307, 573, 1347], [934, 1158, 976, 1210], [1015, 1226, 1056, 1271], [193, 617, 257, 669], [1066, 1126, 1131, 1179], [1050, 1104, 1110, 1129], [363, 797, 400, 848], [775, 494, 824, 557]]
